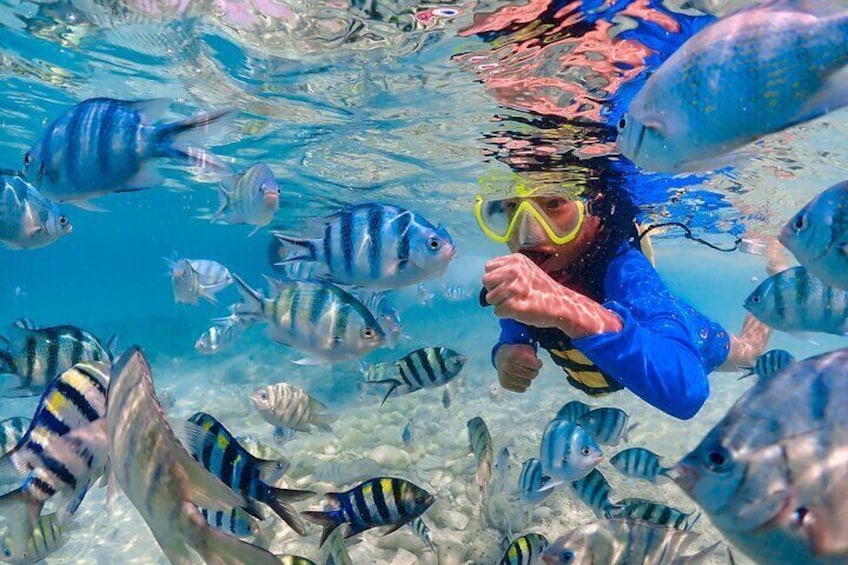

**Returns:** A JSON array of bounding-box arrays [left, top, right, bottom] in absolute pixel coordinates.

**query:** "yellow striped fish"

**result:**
[[0, 512, 65, 564], [107, 346, 282, 565], [498, 533, 548, 565]]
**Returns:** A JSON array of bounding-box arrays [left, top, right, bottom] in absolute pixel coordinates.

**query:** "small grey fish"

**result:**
[[200, 506, 261, 539], [276, 556, 317, 565], [363, 347, 467, 405], [556, 400, 591, 423], [106, 346, 281, 564], [271, 203, 456, 290], [0, 512, 66, 565], [570, 469, 621, 519], [467, 416, 494, 505], [212, 163, 280, 236], [402, 419, 414, 448], [0, 363, 109, 555], [780, 180, 848, 291], [578, 408, 636, 446], [0, 417, 30, 457], [744, 266, 848, 336], [235, 435, 285, 462], [272, 427, 296, 444], [321, 527, 354, 565], [614, 498, 700, 532], [0, 321, 113, 397], [609, 447, 672, 484], [167, 257, 227, 306], [498, 532, 548, 565], [517, 458, 552, 505], [251, 382, 338, 433], [738, 349, 796, 382], [540, 420, 603, 485], [408, 516, 436, 553], [25, 97, 232, 203], [442, 385, 452, 409], [542, 519, 721, 564], [0, 172, 71, 250]]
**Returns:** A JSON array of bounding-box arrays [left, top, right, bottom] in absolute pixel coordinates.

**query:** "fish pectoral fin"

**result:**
[[795, 65, 848, 128], [69, 200, 108, 212], [672, 540, 723, 565], [677, 148, 756, 174], [536, 480, 565, 492], [173, 420, 216, 457]]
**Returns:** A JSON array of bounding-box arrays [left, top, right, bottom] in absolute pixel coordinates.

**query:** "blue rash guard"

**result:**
[[492, 245, 730, 420]]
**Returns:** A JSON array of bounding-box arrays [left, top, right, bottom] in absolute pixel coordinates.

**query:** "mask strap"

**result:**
[[633, 222, 742, 253]]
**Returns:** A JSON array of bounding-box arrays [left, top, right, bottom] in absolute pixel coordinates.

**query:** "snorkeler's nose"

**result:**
[[516, 213, 548, 247]]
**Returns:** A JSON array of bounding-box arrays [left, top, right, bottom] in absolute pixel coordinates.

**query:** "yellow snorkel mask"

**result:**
[[474, 174, 587, 246]]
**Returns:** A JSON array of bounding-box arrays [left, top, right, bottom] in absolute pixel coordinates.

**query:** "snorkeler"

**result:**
[[476, 179, 772, 420]]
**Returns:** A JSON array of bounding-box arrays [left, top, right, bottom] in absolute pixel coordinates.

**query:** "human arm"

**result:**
[[490, 318, 543, 393]]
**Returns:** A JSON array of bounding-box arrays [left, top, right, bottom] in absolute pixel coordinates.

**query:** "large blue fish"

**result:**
[[271, 203, 456, 289], [25, 98, 232, 203], [617, 3, 848, 173]]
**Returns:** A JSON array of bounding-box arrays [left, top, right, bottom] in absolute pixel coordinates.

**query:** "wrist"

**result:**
[[551, 290, 623, 339]]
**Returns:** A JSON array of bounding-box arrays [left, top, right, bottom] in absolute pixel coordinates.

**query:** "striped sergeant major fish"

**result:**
[[0, 363, 109, 556], [363, 347, 467, 406], [498, 533, 549, 565], [467, 416, 494, 505], [271, 203, 456, 290], [609, 447, 672, 484], [182, 411, 313, 535], [211, 162, 280, 236], [408, 516, 436, 553], [24, 97, 233, 204], [614, 498, 701, 532], [106, 346, 283, 565], [577, 407, 637, 447], [0, 512, 66, 565], [569, 469, 622, 519], [744, 266, 848, 336], [0, 172, 71, 251], [738, 349, 796, 382], [251, 383, 338, 433], [232, 274, 386, 364], [540, 420, 603, 485], [276, 556, 317, 565], [0, 319, 114, 398], [0, 417, 31, 457], [321, 527, 353, 565], [302, 476, 435, 547], [517, 458, 552, 504], [555, 400, 590, 424], [166, 257, 232, 307], [199, 506, 261, 538]]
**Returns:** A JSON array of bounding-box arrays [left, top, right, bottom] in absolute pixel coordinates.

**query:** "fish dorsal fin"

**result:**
[[129, 98, 172, 123]]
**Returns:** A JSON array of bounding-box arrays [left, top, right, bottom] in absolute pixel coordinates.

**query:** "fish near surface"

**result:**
[[616, 3, 848, 173], [212, 163, 280, 236], [106, 346, 281, 565], [540, 519, 720, 564], [0, 172, 71, 250], [780, 179, 848, 291], [673, 347, 848, 564]]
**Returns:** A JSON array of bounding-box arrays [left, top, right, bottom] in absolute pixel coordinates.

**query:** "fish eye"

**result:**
[[580, 446, 591, 456], [23, 152, 31, 166], [58, 216, 68, 226], [750, 295, 761, 304], [792, 507, 809, 524], [560, 550, 574, 563], [260, 391, 268, 400], [793, 214, 807, 232], [415, 495, 425, 505], [705, 446, 732, 472], [618, 117, 626, 130], [427, 236, 442, 251], [361, 327, 377, 340]]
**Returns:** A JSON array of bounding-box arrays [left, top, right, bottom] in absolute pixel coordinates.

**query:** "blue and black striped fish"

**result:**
[[408, 516, 436, 553], [609, 447, 672, 484], [363, 347, 467, 406], [0, 362, 109, 555], [24, 97, 232, 203], [302, 476, 435, 546], [0, 417, 30, 457], [614, 497, 701, 531], [0, 319, 113, 398], [555, 400, 591, 423], [738, 349, 796, 381], [540, 419, 602, 484], [182, 411, 313, 535], [517, 458, 552, 504], [271, 203, 456, 290], [498, 533, 549, 565], [578, 407, 636, 446], [200, 506, 261, 539], [569, 468, 621, 519]]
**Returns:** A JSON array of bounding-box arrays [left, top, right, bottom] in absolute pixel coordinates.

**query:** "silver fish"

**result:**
[[744, 266, 848, 335], [609, 447, 672, 484], [517, 458, 552, 505], [499, 532, 548, 565], [540, 420, 603, 484], [738, 349, 796, 382], [0, 512, 66, 565], [233, 275, 386, 364], [614, 498, 700, 532], [0, 172, 71, 250], [570, 469, 620, 519], [408, 516, 436, 553], [578, 408, 636, 446], [402, 419, 414, 448], [541, 519, 721, 564], [25, 98, 232, 203], [780, 179, 848, 290], [673, 347, 848, 563], [555, 400, 591, 424], [106, 346, 281, 564], [363, 347, 467, 405], [467, 416, 494, 505], [321, 527, 353, 565], [235, 435, 285, 462], [166, 258, 228, 306], [251, 382, 338, 433], [271, 203, 456, 290], [212, 163, 280, 236], [616, 3, 848, 173], [0, 417, 30, 457]]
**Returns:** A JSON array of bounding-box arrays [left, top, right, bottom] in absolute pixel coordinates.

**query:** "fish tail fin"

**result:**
[[0, 488, 41, 555], [260, 484, 316, 536], [687, 510, 702, 531], [302, 507, 342, 547], [153, 108, 235, 174], [271, 232, 319, 263], [232, 274, 265, 318], [180, 502, 279, 565], [673, 540, 723, 565], [311, 411, 338, 432], [623, 422, 639, 443]]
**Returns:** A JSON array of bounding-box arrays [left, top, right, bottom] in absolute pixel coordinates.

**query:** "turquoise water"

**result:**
[[1, 0, 848, 563]]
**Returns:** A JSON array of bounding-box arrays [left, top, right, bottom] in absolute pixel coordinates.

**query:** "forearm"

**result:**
[[550, 286, 624, 339], [717, 313, 772, 371]]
